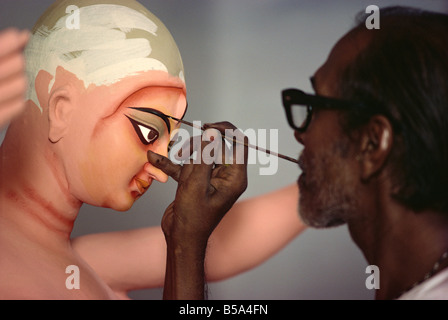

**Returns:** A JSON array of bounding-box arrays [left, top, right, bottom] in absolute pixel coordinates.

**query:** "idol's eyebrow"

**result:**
[[129, 107, 171, 133]]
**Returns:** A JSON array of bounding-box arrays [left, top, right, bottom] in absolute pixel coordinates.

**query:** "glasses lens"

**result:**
[[290, 104, 309, 130]]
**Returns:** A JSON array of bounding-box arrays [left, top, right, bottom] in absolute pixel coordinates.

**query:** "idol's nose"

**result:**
[[144, 144, 169, 183]]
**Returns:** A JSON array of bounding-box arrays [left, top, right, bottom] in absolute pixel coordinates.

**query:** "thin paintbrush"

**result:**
[[167, 116, 299, 164]]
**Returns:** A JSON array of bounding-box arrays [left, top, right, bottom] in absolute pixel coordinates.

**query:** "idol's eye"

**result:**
[[137, 124, 159, 144], [127, 117, 160, 146]]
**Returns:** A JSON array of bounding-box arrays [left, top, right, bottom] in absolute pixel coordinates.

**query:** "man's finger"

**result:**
[[178, 140, 215, 195], [147, 150, 182, 182]]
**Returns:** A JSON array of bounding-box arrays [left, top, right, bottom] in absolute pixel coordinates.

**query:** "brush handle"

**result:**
[[170, 117, 299, 164]]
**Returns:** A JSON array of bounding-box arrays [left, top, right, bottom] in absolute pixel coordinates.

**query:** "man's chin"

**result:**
[[298, 202, 346, 229]]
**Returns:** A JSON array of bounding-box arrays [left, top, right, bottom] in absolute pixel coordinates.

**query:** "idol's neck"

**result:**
[[0, 131, 82, 248]]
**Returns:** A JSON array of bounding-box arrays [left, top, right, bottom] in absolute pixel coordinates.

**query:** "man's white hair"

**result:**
[[25, 0, 185, 111]]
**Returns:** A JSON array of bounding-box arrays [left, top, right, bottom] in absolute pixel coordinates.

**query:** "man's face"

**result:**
[[61, 83, 187, 211], [295, 33, 364, 228]]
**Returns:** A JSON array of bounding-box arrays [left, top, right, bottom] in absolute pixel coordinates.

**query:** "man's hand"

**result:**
[[0, 28, 29, 128], [147, 121, 248, 299]]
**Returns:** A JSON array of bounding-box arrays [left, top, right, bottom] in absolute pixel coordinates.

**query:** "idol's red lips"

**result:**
[[135, 178, 151, 195]]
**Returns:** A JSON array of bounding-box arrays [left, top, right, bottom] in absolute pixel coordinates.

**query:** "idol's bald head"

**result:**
[[25, 0, 185, 111]]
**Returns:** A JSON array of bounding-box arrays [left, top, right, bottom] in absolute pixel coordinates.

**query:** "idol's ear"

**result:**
[[34, 69, 75, 143], [47, 86, 73, 143]]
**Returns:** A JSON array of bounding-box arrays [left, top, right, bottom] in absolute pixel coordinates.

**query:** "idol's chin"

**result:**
[[107, 194, 138, 212]]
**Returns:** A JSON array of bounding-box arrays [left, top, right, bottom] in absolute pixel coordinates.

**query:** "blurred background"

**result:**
[[1, 0, 447, 300]]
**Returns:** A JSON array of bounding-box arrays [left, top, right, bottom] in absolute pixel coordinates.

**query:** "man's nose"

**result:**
[[294, 130, 305, 145]]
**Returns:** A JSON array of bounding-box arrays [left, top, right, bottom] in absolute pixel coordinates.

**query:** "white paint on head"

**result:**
[[26, 4, 184, 111]]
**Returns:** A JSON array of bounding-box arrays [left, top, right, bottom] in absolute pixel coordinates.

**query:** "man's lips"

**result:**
[[297, 154, 305, 173], [297, 153, 306, 187]]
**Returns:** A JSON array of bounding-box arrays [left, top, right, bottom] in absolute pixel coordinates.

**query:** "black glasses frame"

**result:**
[[282, 88, 365, 132]]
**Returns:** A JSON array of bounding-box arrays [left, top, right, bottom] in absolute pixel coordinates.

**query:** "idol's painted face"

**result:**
[[62, 85, 186, 211]]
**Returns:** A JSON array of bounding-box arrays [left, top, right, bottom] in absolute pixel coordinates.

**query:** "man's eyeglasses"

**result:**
[[281, 88, 364, 132]]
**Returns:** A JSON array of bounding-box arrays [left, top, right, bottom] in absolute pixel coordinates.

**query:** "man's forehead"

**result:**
[[312, 29, 371, 97]]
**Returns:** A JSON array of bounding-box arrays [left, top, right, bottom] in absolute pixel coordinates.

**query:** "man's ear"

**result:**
[[357, 115, 393, 182], [48, 87, 73, 143]]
